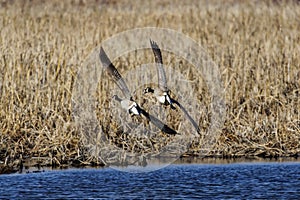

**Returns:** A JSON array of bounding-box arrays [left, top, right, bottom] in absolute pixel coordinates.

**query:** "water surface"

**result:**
[[1, 162, 299, 199]]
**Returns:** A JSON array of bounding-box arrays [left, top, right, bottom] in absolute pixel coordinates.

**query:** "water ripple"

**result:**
[[0, 162, 300, 199]]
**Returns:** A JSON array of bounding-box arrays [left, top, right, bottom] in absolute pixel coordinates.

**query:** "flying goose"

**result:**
[[99, 47, 177, 135], [144, 39, 176, 109], [99, 47, 141, 116], [145, 40, 200, 135]]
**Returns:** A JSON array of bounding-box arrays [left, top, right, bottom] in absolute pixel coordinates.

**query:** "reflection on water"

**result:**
[[110, 157, 300, 173], [0, 160, 300, 199]]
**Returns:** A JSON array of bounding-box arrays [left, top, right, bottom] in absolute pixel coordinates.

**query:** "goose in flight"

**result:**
[[145, 40, 200, 135], [99, 47, 177, 135], [144, 39, 176, 109], [99, 47, 141, 116]]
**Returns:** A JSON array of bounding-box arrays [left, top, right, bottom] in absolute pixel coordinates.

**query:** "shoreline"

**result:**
[[1, 155, 300, 175]]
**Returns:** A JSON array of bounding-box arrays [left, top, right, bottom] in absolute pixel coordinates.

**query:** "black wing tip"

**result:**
[[162, 125, 177, 135], [149, 39, 159, 49]]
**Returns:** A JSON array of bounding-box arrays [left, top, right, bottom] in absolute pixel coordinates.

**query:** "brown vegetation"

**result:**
[[0, 0, 299, 173]]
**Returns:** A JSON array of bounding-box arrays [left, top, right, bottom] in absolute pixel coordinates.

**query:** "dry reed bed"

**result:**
[[0, 0, 300, 172]]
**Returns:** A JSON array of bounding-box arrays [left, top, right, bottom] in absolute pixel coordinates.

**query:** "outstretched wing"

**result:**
[[172, 99, 200, 136], [99, 47, 131, 99], [150, 39, 168, 92], [140, 108, 177, 135]]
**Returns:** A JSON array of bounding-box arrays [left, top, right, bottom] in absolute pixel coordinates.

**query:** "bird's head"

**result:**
[[143, 87, 154, 94]]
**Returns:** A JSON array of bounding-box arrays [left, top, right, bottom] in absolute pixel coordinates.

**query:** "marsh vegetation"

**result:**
[[0, 0, 299, 173]]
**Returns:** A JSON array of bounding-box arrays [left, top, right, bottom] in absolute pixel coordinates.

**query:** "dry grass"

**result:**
[[0, 0, 300, 172]]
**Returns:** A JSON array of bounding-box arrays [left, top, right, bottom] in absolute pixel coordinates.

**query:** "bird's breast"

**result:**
[[157, 95, 166, 104]]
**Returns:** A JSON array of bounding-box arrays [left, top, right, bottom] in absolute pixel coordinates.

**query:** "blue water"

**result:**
[[0, 162, 300, 199]]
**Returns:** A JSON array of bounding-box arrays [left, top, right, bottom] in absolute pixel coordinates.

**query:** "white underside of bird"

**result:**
[[155, 91, 172, 105], [157, 95, 166, 104], [120, 99, 140, 115]]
